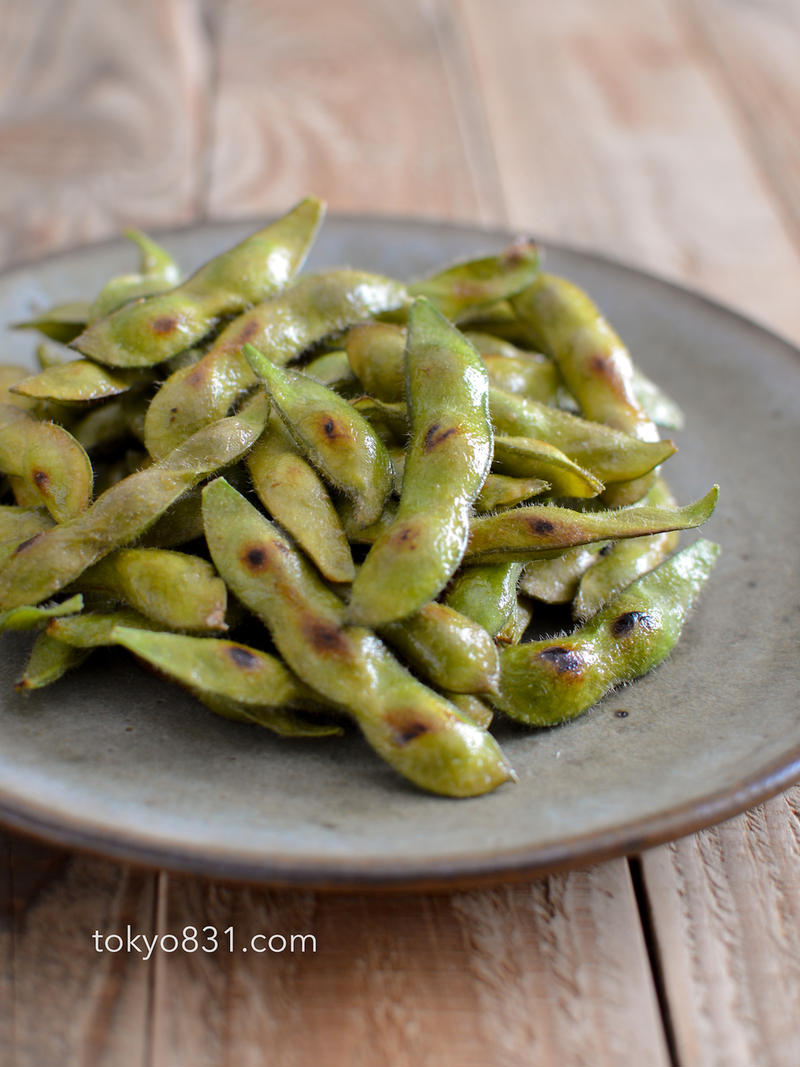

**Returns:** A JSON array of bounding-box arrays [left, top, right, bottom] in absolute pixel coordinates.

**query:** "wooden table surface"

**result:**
[[1, 2, 798, 1064]]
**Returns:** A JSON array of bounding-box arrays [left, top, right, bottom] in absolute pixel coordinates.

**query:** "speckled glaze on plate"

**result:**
[[0, 216, 798, 889]]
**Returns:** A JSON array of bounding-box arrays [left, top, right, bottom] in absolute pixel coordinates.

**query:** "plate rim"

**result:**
[[1, 213, 798, 889]]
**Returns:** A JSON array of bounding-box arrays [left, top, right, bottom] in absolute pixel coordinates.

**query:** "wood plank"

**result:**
[[205, 0, 500, 222], [0, 0, 211, 266], [454, 0, 800, 343], [151, 861, 669, 1067], [641, 789, 800, 1067], [2, 835, 155, 1067], [678, 0, 800, 254]]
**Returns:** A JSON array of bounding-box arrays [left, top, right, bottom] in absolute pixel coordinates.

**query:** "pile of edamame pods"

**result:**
[[0, 197, 719, 797]]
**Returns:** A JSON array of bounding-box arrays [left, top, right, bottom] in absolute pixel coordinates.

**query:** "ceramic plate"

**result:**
[[0, 217, 798, 889]]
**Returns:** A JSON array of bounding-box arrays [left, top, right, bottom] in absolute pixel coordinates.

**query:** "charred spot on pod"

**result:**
[[386, 712, 432, 746], [187, 363, 209, 388], [537, 645, 583, 674], [423, 422, 458, 452], [318, 414, 350, 442], [611, 611, 654, 638], [390, 521, 421, 551], [599, 543, 613, 557], [226, 645, 260, 670], [151, 315, 178, 336], [31, 469, 49, 489], [300, 616, 350, 658], [233, 319, 260, 347], [526, 515, 556, 535], [589, 354, 615, 378], [239, 541, 285, 573]]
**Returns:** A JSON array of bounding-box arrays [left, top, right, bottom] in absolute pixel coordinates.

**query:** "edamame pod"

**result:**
[[465, 332, 560, 404], [12, 301, 90, 343], [465, 486, 718, 564], [246, 411, 356, 583], [0, 403, 93, 521], [302, 350, 357, 392], [144, 269, 406, 459], [410, 239, 539, 323], [245, 345, 393, 528], [520, 543, 610, 604], [347, 299, 493, 626], [491, 540, 720, 725], [445, 562, 524, 638], [72, 198, 324, 368], [74, 548, 228, 631], [88, 230, 181, 322], [0, 394, 268, 609], [0, 594, 84, 632], [489, 387, 675, 485], [474, 473, 550, 512], [15, 631, 90, 690], [202, 478, 513, 796], [379, 602, 500, 695], [0, 506, 54, 561], [345, 322, 406, 400], [492, 436, 604, 498], [10, 361, 139, 404]]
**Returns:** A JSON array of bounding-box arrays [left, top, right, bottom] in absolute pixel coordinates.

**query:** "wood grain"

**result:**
[[454, 0, 800, 343], [150, 861, 668, 1067], [0, 0, 210, 265], [205, 0, 502, 222], [641, 789, 800, 1067], [0, 832, 155, 1067]]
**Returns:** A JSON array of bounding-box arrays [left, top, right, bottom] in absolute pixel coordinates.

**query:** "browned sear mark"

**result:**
[[240, 543, 271, 572], [423, 422, 458, 452], [386, 712, 431, 746], [318, 415, 349, 442], [14, 533, 43, 554], [527, 515, 555, 535], [390, 522, 420, 550], [31, 469, 49, 489], [611, 611, 654, 638], [301, 616, 350, 658], [226, 645, 260, 669], [151, 315, 178, 336], [234, 319, 260, 347], [538, 645, 583, 674]]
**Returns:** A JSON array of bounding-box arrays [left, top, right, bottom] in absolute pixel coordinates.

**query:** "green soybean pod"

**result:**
[[489, 387, 675, 486], [244, 345, 393, 528], [72, 197, 324, 368], [445, 562, 524, 638], [144, 269, 408, 459], [492, 436, 604, 498], [464, 486, 718, 564], [88, 230, 181, 322], [0, 506, 54, 561], [74, 548, 228, 632], [409, 239, 539, 323], [12, 301, 90, 344], [302, 350, 357, 392], [0, 403, 93, 522], [0, 594, 84, 633], [10, 360, 143, 405], [347, 298, 493, 627], [202, 477, 513, 797], [246, 410, 356, 583], [15, 631, 90, 690], [0, 394, 268, 610], [464, 332, 560, 404], [491, 539, 720, 725], [379, 602, 500, 695], [520, 543, 611, 604], [474, 474, 550, 512], [345, 322, 406, 401]]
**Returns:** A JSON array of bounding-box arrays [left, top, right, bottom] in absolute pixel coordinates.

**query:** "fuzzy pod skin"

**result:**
[[409, 239, 540, 323], [347, 299, 493, 627], [202, 478, 513, 797], [10, 361, 141, 404], [464, 486, 718, 564], [0, 506, 54, 562], [492, 436, 604, 498], [0, 594, 84, 633], [88, 230, 181, 322], [136, 488, 205, 549], [496, 597, 533, 646], [12, 301, 90, 344], [144, 269, 408, 459], [246, 411, 356, 583], [443, 692, 494, 730], [520, 543, 611, 604], [302, 350, 357, 392], [15, 631, 90, 690], [0, 403, 93, 522], [464, 332, 560, 404], [379, 602, 501, 695], [445, 562, 524, 638], [491, 539, 720, 725], [345, 322, 407, 401], [245, 345, 393, 528], [573, 477, 680, 620], [512, 273, 658, 442], [489, 387, 675, 486], [0, 394, 268, 610], [74, 549, 228, 632], [474, 473, 550, 512], [71, 197, 324, 369]]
